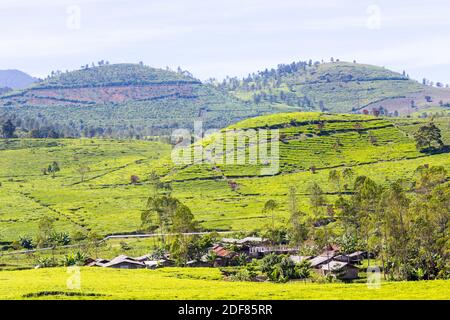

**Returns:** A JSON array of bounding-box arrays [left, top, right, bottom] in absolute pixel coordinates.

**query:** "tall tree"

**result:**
[[48, 161, 60, 178], [1, 119, 16, 138], [263, 199, 278, 230], [328, 169, 342, 194], [414, 122, 444, 151], [308, 182, 326, 219], [287, 187, 308, 246]]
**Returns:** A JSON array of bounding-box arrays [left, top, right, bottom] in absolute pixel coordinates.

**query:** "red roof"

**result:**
[[212, 245, 233, 258]]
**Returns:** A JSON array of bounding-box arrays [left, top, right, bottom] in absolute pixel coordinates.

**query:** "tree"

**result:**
[[368, 132, 378, 146], [342, 167, 354, 190], [328, 170, 342, 193], [87, 231, 104, 259], [335, 233, 359, 262], [353, 176, 382, 266], [261, 254, 299, 283], [287, 186, 308, 246], [36, 216, 55, 248], [414, 123, 444, 151], [171, 204, 196, 234], [130, 175, 140, 184], [263, 199, 278, 230], [379, 181, 411, 280], [288, 209, 308, 247], [143, 195, 179, 239], [48, 161, 60, 178], [169, 234, 192, 266], [77, 165, 90, 182], [414, 165, 447, 194], [1, 119, 16, 138], [295, 259, 312, 281], [308, 182, 326, 219]]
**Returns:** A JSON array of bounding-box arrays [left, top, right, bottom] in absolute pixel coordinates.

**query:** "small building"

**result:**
[[309, 255, 334, 268], [211, 245, 235, 266], [85, 258, 110, 267], [348, 251, 366, 262], [237, 237, 264, 244], [318, 244, 341, 258], [289, 255, 312, 264], [134, 254, 152, 262], [320, 261, 359, 280], [101, 255, 146, 269], [221, 238, 240, 244], [186, 260, 210, 267], [334, 251, 366, 264], [144, 259, 171, 269]]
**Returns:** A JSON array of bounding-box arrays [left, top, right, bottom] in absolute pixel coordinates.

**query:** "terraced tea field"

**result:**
[[0, 113, 449, 242]]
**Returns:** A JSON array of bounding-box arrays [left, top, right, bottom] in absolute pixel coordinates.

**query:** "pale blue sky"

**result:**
[[1, 0, 449, 83]]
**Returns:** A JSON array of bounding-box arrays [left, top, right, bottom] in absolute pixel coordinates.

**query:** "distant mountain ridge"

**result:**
[[0, 63, 281, 137], [216, 61, 450, 115], [0, 69, 37, 89], [1, 61, 449, 139], [34, 63, 200, 89]]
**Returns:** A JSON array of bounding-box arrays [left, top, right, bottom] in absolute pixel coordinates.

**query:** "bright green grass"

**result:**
[[0, 267, 448, 300]]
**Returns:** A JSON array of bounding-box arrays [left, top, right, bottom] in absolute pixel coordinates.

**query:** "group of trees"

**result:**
[[422, 78, 449, 88], [252, 91, 314, 109], [140, 172, 210, 265], [259, 253, 311, 283], [15, 216, 71, 251], [212, 58, 354, 94], [0, 114, 65, 138], [264, 164, 449, 281], [14, 216, 106, 267], [0, 113, 164, 139], [1, 119, 16, 138]]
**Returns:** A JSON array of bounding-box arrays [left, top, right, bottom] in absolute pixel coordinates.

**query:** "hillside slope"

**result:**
[[218, 61, 450, 115], [0, 113, 448, 241], [0, 64, 286, 136]]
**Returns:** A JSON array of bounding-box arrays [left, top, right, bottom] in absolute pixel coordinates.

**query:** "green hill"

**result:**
[[0, 113, 448, 242], [0, 64, 286, 137], [218, 61, 450, 115]]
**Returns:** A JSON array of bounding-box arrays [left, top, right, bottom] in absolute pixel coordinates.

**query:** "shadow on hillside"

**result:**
[[420, 145, 450, 155]]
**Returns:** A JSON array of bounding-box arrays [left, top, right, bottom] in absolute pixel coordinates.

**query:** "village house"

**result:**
[[85, 258, 110, 267], [320, 260, 360, 280], [101, 255, 146, 269], [308, 255, 334, 268], [211, 245, 235, 266], [334, 251, 366, 264], [237, 237, 267, 245], [144, 259, 172, 269]]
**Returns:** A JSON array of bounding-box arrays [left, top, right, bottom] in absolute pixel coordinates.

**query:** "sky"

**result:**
[[1, 0, 449, 84]]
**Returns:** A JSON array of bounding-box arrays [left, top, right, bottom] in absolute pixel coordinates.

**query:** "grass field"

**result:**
[[0, 267, 448, 300]]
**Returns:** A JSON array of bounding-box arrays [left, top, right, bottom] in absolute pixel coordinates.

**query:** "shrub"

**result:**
[[19, 236, 34, 250], [36, 257, 58, 268]]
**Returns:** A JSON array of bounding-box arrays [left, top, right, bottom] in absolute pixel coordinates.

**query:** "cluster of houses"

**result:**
[[85, 236, 366, 280]]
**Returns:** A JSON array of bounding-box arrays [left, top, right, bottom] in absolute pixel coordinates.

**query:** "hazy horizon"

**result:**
[[1, 0, 449, 84]]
